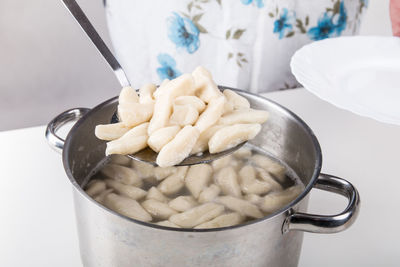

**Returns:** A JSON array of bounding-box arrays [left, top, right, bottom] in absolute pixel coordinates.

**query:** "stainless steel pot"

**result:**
[[46, 88, 360, 267]]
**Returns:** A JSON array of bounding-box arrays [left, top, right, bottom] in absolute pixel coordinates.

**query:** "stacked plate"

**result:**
[[291, 36, 400, 125]]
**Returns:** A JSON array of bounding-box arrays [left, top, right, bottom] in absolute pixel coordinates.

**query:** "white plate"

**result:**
[[291, 36, 400, 125]]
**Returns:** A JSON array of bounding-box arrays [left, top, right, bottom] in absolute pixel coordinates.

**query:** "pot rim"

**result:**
[[63, 87, 322, 232]]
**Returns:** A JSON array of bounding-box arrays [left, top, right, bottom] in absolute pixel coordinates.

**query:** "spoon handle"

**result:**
[[62, 0, 131, 87]]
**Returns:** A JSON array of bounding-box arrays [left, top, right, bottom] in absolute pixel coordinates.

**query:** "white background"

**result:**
[[0, 0, 393, 130]]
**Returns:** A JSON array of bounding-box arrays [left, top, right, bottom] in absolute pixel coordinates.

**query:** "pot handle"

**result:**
[[282, 173, 360, 234], [45, 108, 90, 153]]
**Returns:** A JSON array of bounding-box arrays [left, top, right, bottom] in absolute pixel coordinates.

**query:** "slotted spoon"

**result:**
[[62, 0, 245, 166]]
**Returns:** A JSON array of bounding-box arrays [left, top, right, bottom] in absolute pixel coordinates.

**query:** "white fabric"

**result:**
[[104, 0, 367, 92]]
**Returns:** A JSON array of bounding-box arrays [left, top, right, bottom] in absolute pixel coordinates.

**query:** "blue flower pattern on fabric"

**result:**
[[241, 0, 264, 8], [156, 54, 181, 81], [267, 1, 359, 41], [308, 2, 347, 40], [167, 12, 200, 54], [157, 0, 366, 76], [307, 13, 336, 40], [273, 8, 294, 39], [334, 2, 348, 35]]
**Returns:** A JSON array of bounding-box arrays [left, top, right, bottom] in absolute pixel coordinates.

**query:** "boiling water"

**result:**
[[246, 143, 303, 189], [83, 145, 304, 227]]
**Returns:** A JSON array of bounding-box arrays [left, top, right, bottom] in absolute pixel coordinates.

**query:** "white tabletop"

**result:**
[[1, 89, 399, 267]]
